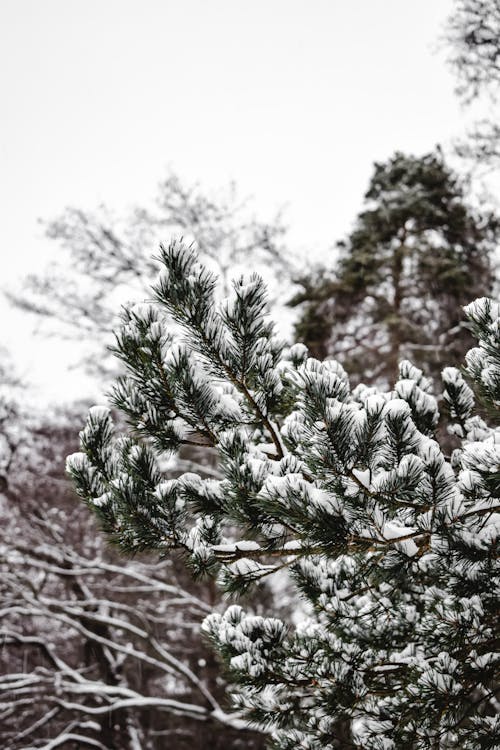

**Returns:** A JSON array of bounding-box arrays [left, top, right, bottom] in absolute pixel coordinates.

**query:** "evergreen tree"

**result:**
[[290, 151, 497, 384], [69, 241, 499, 749]]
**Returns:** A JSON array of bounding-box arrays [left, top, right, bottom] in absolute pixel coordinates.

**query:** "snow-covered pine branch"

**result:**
[[68, 241, 500, 749]]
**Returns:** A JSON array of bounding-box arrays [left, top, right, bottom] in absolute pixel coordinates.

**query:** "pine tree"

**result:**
[[68, 241, 499, 749], [290, 150, 497, 385]]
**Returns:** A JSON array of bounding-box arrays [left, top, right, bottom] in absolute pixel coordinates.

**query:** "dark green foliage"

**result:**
[[68, 244, 500, 749], [291, 151, 497, 384]]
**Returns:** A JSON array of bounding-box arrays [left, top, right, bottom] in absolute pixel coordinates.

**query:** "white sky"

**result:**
[[0, 0, 479, 402]]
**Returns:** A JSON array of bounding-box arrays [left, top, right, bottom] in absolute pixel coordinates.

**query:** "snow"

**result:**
[[307, 485, 342, 515], [351, 468, 371, 489], [66, 452, 88, 471], [235, 540, 261, 551], [258, 442, 280, 456], [130, 302, 155, 321], [289, 343, 308, 361], [163, 343, 184, 368], [481, 364, 500, 391], [394, 379, 414, 401], [458, 469, 479, 493], [88, 405, 111, 421], [245, 456, 269, 478], [364, 393, 388, 414], [384, 398, 412, 420], [465, 346, 486, 374], [261, 473, 300, 497], [467, 497, 500, 514], [283, 540, 302, 551], [154, 480, 177, 500], [381, 521, 417, 540], [228, 558, 263, 576], [442, 366, 463, 386], [149, 320, 163, 339], [399, 360, 432, 392], [381, 521, 419, 557], [464, 297, 500, 324], [212, 541, 261, 554], [464, 416, 491, 442], [93, 492, 110, 507], [213, 392, 242, 420], [395, 379, 438, 424], [462, 440, 500, 473]]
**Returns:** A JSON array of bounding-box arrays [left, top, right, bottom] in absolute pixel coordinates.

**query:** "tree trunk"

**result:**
[[388, 239, 405, 382]]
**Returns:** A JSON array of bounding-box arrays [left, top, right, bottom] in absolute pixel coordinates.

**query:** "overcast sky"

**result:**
[[0, 0, 479, 401]]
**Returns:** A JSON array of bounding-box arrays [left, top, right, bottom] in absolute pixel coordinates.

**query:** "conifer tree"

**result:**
[[69, 241, 499, 749], [290, 151, 497, 384]]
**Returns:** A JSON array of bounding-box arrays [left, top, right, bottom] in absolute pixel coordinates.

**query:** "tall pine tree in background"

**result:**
[[291, 150, 497, 384], [68, 241, 499, 749]]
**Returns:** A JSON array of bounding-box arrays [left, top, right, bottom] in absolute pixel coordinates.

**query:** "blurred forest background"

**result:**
[[2, 1, 500, 748]]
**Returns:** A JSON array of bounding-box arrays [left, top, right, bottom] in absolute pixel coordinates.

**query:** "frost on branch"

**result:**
[[68, 240, 500, 749]]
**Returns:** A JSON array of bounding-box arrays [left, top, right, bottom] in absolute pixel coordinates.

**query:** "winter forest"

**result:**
[[1, 1, 499, 748]]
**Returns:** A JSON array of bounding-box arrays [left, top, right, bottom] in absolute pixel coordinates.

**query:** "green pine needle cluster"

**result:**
[[68, 240, 499, 749]]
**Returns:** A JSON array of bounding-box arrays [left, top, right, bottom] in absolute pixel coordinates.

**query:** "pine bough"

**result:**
[[68, 240, 499, 749]]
